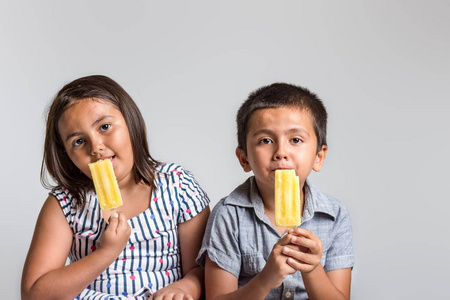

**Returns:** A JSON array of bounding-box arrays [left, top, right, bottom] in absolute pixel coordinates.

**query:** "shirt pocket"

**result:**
[[240, 253, 266, 277]]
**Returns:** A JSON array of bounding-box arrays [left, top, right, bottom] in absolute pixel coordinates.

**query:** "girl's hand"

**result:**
[[98, 213, 131, 258], [282, 228, 323, 274], [257, 233, 300, 289], [148, 286, 194, 300]]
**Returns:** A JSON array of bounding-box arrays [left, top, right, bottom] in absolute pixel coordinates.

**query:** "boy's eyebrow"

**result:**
[[252, 129, 274, 137], [63, 115, 113, 143], [252, 127, 310, 137]]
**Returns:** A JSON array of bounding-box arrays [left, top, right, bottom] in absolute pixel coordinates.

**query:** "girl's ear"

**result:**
[[313, 145, 328, 172], [235, 147, 252, 172]]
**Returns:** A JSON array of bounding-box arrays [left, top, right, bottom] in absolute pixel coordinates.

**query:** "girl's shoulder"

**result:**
[[154, 163, 198, 182], [155, 162, 186, 174], [50, 187, 94, 212], [50, 187, 75, 203]]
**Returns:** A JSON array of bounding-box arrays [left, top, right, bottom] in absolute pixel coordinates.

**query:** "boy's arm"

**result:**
[[284, 228, 351, 300], [205, 255, 271, 300], [205, 234, 298, 300], [302, 266, 351, 300]]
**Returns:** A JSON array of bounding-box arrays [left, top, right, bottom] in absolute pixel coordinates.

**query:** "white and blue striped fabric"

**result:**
[[52, 163, 210, 300]]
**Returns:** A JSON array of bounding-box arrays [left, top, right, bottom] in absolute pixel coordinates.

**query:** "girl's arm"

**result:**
[[21, 195, 130, 300], [149, 206, 211, 300]]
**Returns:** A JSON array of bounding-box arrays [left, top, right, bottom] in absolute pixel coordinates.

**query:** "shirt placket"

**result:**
[[281, 281, 296, 299]]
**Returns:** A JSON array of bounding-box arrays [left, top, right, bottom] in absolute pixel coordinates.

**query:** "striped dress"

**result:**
[[52, 163, 210, 300]]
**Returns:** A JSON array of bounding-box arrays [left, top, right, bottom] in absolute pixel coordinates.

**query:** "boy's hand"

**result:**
[[257, 233, 300, 289], [98, 213, 131, 258], [282, 228, 323, 274]]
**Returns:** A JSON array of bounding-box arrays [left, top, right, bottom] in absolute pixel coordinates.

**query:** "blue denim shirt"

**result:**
[[197, 176, 354, 300]]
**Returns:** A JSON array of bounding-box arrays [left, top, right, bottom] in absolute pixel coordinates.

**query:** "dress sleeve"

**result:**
[[196, 200, 242, 278], [324, 205, 355, 272], [176, 166, 210, 223], [50, 188, 78, 226]]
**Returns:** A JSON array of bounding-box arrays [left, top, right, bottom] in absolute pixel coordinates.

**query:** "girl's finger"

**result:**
[[107, 213, 119, 228]]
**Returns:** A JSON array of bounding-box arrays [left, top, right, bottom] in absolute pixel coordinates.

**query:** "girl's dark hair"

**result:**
[[236, 83, 328, 154], [41, 75, 159, 207]]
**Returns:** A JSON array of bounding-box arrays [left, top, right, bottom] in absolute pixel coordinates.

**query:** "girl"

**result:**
[[21, 75, 210, 300]]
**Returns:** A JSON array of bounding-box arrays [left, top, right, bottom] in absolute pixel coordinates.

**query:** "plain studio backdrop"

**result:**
[[1, 1, 449, 299]]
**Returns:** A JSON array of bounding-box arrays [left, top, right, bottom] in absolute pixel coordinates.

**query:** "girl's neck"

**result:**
[[103, 179, 152, 221]]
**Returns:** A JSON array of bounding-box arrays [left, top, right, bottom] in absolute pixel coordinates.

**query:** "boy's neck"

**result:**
[[259, 184, 306, 236]]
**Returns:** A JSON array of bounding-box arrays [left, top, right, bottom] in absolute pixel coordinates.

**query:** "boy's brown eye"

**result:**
[[260, 138, 272, 144], [292, 138, 302, 144]]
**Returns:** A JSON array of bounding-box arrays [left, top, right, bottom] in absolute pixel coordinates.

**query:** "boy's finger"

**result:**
[[291, 236, 322, 254], [277, 233, 295, 246], [288, 228, 318, 240]]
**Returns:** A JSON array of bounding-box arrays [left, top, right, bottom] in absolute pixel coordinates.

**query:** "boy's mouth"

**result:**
[[274, 166, 293, 171]]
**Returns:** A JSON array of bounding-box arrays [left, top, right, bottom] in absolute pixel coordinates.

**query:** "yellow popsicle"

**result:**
[[88, 159, 123, 211], [275, 169, 301, 227]]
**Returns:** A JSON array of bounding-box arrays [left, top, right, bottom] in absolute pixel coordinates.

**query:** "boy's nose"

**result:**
[[274, 145, 288, 160]]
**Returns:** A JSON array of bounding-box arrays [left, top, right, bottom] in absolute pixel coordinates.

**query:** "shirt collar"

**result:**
[[223, 177, 266, 221], [302, 178, 337, 222], [224, 176, 337, 222]]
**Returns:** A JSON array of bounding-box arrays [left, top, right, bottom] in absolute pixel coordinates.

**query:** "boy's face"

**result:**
[[236, 107, 327, 201]]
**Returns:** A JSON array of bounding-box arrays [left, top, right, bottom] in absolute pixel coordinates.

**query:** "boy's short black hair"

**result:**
[[236, 82, 328, 153]]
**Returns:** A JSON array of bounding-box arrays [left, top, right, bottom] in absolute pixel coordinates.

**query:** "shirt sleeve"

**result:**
[[196, 199, 242, 278], [324, 205, 355, 272], [176, 166, 210, 223]]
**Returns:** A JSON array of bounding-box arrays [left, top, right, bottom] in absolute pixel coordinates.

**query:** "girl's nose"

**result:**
[[90, 139, 104, 157]]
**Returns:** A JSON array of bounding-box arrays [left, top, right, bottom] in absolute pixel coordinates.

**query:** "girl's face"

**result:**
[[58, 98, 135, 187]]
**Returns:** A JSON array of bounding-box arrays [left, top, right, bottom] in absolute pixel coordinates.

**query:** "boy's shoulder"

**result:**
[[304, 179, 351, 222], [209, 176, 265, 220], [218, 176, 259, 208]]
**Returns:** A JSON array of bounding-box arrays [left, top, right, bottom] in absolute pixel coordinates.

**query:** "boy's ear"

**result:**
[[235, 147, 252, 173], [313, 145, 328, 172]]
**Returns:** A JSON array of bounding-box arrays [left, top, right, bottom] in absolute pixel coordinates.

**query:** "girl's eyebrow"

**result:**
[[63, 115, 114, 143], [91, 115, 113, 127]]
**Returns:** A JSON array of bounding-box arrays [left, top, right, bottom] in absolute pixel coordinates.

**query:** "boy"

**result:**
[[197, 83, 354, 299]]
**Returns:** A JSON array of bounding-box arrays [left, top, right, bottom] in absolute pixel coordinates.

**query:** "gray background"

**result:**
[[1, 1, 449, 299]]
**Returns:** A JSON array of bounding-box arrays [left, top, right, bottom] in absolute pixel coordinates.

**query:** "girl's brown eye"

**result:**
[[73, 138, 84, 147], [100, 124, 111, 131]]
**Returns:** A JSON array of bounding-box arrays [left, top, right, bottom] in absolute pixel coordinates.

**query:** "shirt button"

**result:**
[[285, 291, 292, 298]]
